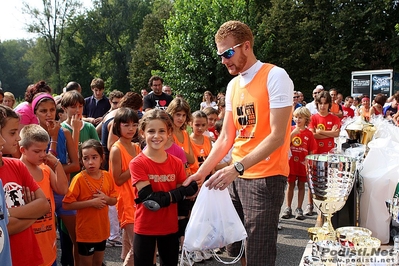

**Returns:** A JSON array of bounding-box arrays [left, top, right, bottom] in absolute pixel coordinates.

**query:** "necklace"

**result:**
[[83, 170, 104, 194]]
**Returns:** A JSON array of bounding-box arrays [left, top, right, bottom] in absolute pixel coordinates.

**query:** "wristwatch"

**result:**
[[234, 162, 244, 176]]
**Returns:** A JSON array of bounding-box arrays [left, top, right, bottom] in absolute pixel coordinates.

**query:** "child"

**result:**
[[19, 124, 69, 266], [188, 110, 214, 262], [202, 107, 219, 142], [3, 91, 16, 108], [281, 107, 316, 220], [0, 105, 50, 266], [130, 109, 198, 266], [200, 91, 217, 110], [189, 110, 213, 175], [32, 92, 80, 266], [109, 107, 141, 264], [82, 78, 111, 126], [60, 90, 100, 151], [308, 91, 340, 217], [166, 98, 196, 167], [63, 139, 118, 266]]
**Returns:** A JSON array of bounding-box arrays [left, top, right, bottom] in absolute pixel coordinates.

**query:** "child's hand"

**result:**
[[46, 120, 61, 139], [91, 197, 107, 209], [23, 186, 36, 204], [71, 114, 83, 131], [44, 153, 58, 168]]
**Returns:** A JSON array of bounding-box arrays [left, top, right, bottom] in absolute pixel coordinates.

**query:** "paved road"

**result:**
[[59, 186, 315, 266]]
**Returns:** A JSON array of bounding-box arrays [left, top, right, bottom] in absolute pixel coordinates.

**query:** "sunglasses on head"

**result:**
[[217, 42, 245, 59]]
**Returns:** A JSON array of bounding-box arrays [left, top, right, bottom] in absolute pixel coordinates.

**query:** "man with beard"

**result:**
[[185, 20, 293, 266], [143, 76, 173, 111]]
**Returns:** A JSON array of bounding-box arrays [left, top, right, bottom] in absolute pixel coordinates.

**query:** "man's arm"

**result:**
[[205, 106, 292, 190], [184, 110, 237, 186]]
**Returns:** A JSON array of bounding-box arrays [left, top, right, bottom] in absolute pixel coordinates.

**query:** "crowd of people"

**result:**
[[281, 84, 399, 228], [1, 18, 398, 266]]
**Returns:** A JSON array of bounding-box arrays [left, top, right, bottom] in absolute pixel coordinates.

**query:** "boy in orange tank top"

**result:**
[[20, 124, 69, 266]]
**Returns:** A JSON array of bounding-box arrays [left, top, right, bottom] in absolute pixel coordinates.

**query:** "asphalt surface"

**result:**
[[57, 186, 315, 266]]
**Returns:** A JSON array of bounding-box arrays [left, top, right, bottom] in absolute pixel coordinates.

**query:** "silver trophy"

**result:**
[[306, 154, 357, 239]]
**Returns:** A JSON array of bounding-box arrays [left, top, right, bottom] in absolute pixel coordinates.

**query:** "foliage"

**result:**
[[261, 0, 399, 100], [23, 0, 82, 93], [160, 0, 249, 110], [129, 0, 173, 93], [0, 40, 32, 98]]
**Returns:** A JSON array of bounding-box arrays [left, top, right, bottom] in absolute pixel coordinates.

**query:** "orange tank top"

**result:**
[[33, 165, 57, 266], [173, 130, 194, 176], [230, 63, 291, 179], [189, 135, 212, 174], [109, 141, 141, 228]]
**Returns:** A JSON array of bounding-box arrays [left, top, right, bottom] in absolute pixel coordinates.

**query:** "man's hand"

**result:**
[[205, 165, 239, 190]]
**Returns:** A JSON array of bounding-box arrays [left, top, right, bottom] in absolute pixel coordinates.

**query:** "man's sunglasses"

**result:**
[[217, 42, 244, 59]]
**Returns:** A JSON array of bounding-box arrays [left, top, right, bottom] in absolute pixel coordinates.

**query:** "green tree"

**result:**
[[129, 0, 173, 92], [260, 0, 399, 99], [0, 40, 32, 98], [23, 0, 82, 93], [160, 0, 250, 109], [64, 0, 151, 95]]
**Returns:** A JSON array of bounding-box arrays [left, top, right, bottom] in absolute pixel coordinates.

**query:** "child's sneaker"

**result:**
[[190, 251, 204, 263], [201, 250, 213, 260], [281, 207, 292, 219], [106, 239, 123, 247], [304, 204, 314, 216], [295, 208, 305, 220]]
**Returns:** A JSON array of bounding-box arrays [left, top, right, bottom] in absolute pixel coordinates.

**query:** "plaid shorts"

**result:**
[[227, 175, 287, 266]]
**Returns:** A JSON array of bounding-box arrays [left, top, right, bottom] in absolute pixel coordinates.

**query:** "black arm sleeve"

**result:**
[[169, 181, 198, 203], [134, 184, 171, 211]]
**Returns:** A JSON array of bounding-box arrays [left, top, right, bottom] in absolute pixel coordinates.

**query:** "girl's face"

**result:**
[[172, 111, 187, 128], [21, 142, 48, 165], [1, 118, 21, 154], [143, 119, 169, 151], [192, 117, 208, 136], [3, 96, 14, 108], [64, 103, 84, 118], [120, 121, 138, 140], [81, 147, 103, 175], [362, 99, 370, 107], [293, 115, 306, 128], [207, 114, 218, 128], [204, 93, 211, 101], [317, 98, 329, 115], [36, 101, 56, 125]]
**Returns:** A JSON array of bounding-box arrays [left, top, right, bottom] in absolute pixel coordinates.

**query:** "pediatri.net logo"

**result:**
[[317, 248, 397, 265]]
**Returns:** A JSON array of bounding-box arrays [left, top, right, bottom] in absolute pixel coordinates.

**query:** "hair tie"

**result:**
[[32, 93, 55, 112]]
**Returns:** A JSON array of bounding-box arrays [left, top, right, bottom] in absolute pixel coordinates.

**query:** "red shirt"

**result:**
[[0, 158, 43, 266], [130, 152, 186, 235], [309, 113, 341, 154], [289, 127, 317, 176], [342, 106, 354, 119]]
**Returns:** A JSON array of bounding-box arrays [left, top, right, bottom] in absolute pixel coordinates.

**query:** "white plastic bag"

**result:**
[[181, 181, 247, 265]]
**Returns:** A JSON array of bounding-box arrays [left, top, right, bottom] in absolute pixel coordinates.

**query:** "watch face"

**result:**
[[236, 163, 244, 171]]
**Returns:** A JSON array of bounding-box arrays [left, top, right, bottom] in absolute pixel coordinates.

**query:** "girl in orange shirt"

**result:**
[[166, 98, 196, 171], [109, 107, 141, 265], [189, 111, 213, 175], [63, 139, 118, 266]]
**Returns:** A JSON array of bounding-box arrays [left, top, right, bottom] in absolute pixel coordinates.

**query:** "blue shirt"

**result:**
[[83, 95, 111, 119], [0, 179, 12, 265]]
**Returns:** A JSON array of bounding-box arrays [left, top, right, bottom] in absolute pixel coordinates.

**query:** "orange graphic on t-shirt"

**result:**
[[317, 124, 326, 130]]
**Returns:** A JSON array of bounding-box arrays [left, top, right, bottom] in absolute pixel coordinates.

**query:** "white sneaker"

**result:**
[[190, 251, 204, 263], [201, 250, 212, 260]]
